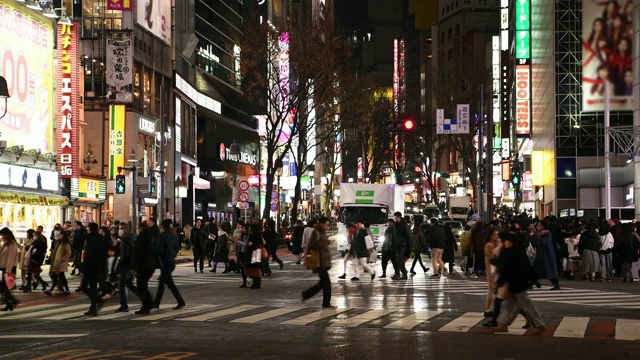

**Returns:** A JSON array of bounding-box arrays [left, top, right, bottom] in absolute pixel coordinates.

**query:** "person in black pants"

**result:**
[[81, 222, 109, 316], [132, 218, 158, 315], [190, 219, 206, 273], [153, 219, 185, 309], [379, 219, 397, 278], [301, 217, 334, 308]]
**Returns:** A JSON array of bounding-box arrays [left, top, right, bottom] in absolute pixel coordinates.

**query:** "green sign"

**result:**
[[515, 0, 530, 31], [355, 190, 374, 197], [515, 31, 530, 59]]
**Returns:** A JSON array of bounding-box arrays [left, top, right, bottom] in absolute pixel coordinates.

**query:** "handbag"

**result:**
[[261, 246, 269, 259], [368, 248, 378, 264], [303, 249, 320, 269], [251, 248, 262, 264], [365, 235, 374, 250], [2, 273, 16, 290]]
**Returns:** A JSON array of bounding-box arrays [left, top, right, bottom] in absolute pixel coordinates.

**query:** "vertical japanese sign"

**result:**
[[108, 105, 126, 179], [106, 38, 133, 103], [456, 104, 469, 133], [515, 0, 531, 137], [582, 0, 633, 111], [108, 0, 132, 11], [56, 22, 80, 178], [393, 38, 399, 115]]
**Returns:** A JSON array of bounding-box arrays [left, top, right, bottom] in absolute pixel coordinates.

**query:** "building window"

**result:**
[[447, 48, 453, 60], [455, 24, 460, 36], [448, 28, 452, 40]]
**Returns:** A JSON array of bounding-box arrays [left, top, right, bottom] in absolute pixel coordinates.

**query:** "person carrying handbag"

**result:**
[[301, 217, 334, 308], [0, 228, 19, 311]]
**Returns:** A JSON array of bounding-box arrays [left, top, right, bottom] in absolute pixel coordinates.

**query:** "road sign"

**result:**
[[270, 202, 278, 212], [238, 191, 250, 203], [238, 202, 249, 209], [238, 180, 250, 192], [271, 190, 278, 200]]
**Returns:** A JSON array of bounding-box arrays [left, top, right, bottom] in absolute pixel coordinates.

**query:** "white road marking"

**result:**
[[384, 310, 444, 330], [437, 312, 484, 332], [553, 317, 590, 338]]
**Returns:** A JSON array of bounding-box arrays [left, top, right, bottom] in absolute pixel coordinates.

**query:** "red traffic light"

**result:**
[[403, 119, 415, 130]]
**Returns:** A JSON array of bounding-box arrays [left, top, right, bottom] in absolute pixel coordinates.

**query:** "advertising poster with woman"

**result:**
[[0, 3, 55, 151], [582, 0, 634, 112]]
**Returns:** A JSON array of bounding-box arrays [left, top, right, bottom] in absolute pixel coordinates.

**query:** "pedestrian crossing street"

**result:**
[[31, 273, 640, 310], [385, 278, 640, 310], [1, 301, 639, 341]]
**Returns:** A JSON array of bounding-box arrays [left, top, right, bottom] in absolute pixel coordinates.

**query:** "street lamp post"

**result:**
[[118, 150, 139, 227]]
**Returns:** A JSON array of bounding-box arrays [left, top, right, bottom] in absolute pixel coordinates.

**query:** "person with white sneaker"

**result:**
[[350, 220, 376, 281]]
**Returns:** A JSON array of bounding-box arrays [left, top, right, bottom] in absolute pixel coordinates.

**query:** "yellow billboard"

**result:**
[[0, 3, 55, 152], [108, 105, 126, 179]]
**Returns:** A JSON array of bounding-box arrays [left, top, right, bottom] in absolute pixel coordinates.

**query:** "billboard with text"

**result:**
[[136, 0, 171, 44]]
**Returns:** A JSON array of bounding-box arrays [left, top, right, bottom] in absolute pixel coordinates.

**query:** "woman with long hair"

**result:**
[[245, 223, 264, 289], [409, 224, 429, 275], [483, 229, 500, 318], [0, 227, 20, 311], [44, 231, 72, 296], [18, 229, 35, 290], [24, 229, 49, 292]]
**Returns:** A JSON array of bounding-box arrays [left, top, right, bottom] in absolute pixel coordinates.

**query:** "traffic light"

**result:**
[[149, 174, 157, 195], [386, 118, 416, 131], [115, 175, 126, 194], [511, 167, 521, 187]]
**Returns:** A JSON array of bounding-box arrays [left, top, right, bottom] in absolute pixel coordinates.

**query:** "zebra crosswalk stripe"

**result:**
[[134, 304, 218, 321], [437, 312, 484, 332], [615, 319, 640, 341], [0, 304, 88, 320], [554, 317, 590, 338], [330, 309, 394, 328], [230, 306, 304, 324], [178, 304, 263, 322], [384, 310, 443, 330], [280, 307, 350, 326], [44, 305, 123, 320]]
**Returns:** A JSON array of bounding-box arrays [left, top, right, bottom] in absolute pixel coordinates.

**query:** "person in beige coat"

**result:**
[[301, 217, 334, 308], [0, 227, 20, 311], [44, 231, 72, 296]]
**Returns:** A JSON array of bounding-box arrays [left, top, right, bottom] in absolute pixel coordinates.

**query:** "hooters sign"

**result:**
[[56, 22, 80, 178], [515, 65, 531, 137]]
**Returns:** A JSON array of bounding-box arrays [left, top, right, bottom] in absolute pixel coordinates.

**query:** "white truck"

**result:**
[[336, 183, 405, 255], [448, 195, 472, 222]]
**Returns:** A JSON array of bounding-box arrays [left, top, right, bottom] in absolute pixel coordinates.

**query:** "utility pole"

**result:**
[[485, 105, 494, 222], [478, 85, 484, 220]]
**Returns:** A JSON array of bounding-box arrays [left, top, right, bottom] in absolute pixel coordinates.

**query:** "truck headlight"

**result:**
[[378, 235, 385, 243]]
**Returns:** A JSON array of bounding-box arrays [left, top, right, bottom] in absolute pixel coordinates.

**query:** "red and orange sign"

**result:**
[[56, 22, 80, 178], [108, 0, 132, 11]]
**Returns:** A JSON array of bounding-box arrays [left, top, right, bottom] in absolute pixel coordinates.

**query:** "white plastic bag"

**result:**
[[365, 235, 374, 250], [251, 248, 262, 264]]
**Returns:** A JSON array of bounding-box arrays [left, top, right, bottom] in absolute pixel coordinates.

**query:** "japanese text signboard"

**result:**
[[108, 105, 126, 180], [106, 38, 133, 103], [56, 22, 80, 178]]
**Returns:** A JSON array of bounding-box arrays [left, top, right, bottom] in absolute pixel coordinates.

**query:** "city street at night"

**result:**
[[1, 249, 640, 360]]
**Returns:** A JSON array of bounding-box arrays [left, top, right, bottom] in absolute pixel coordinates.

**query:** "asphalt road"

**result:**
[[1, 248, 640, 360]]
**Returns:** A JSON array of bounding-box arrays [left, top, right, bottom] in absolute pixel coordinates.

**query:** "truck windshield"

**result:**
[[339, 207, 388, 224], [450, 207, 468, 215]]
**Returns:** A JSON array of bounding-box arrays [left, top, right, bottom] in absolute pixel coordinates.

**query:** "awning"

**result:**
[[193, 176, 210, 190], [0, 190, 67, 207]]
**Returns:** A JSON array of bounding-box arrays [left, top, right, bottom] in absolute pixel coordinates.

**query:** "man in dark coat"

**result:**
[[153, 219, 185, 309], [190, 218, 206, 273], [132, 217, 158, 315], [70, 221, 86, 276], [350, 220, 376, 281], [393, 212, 411, 280], [81, 222, 109, 316], [115, 222, 137, 312]]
